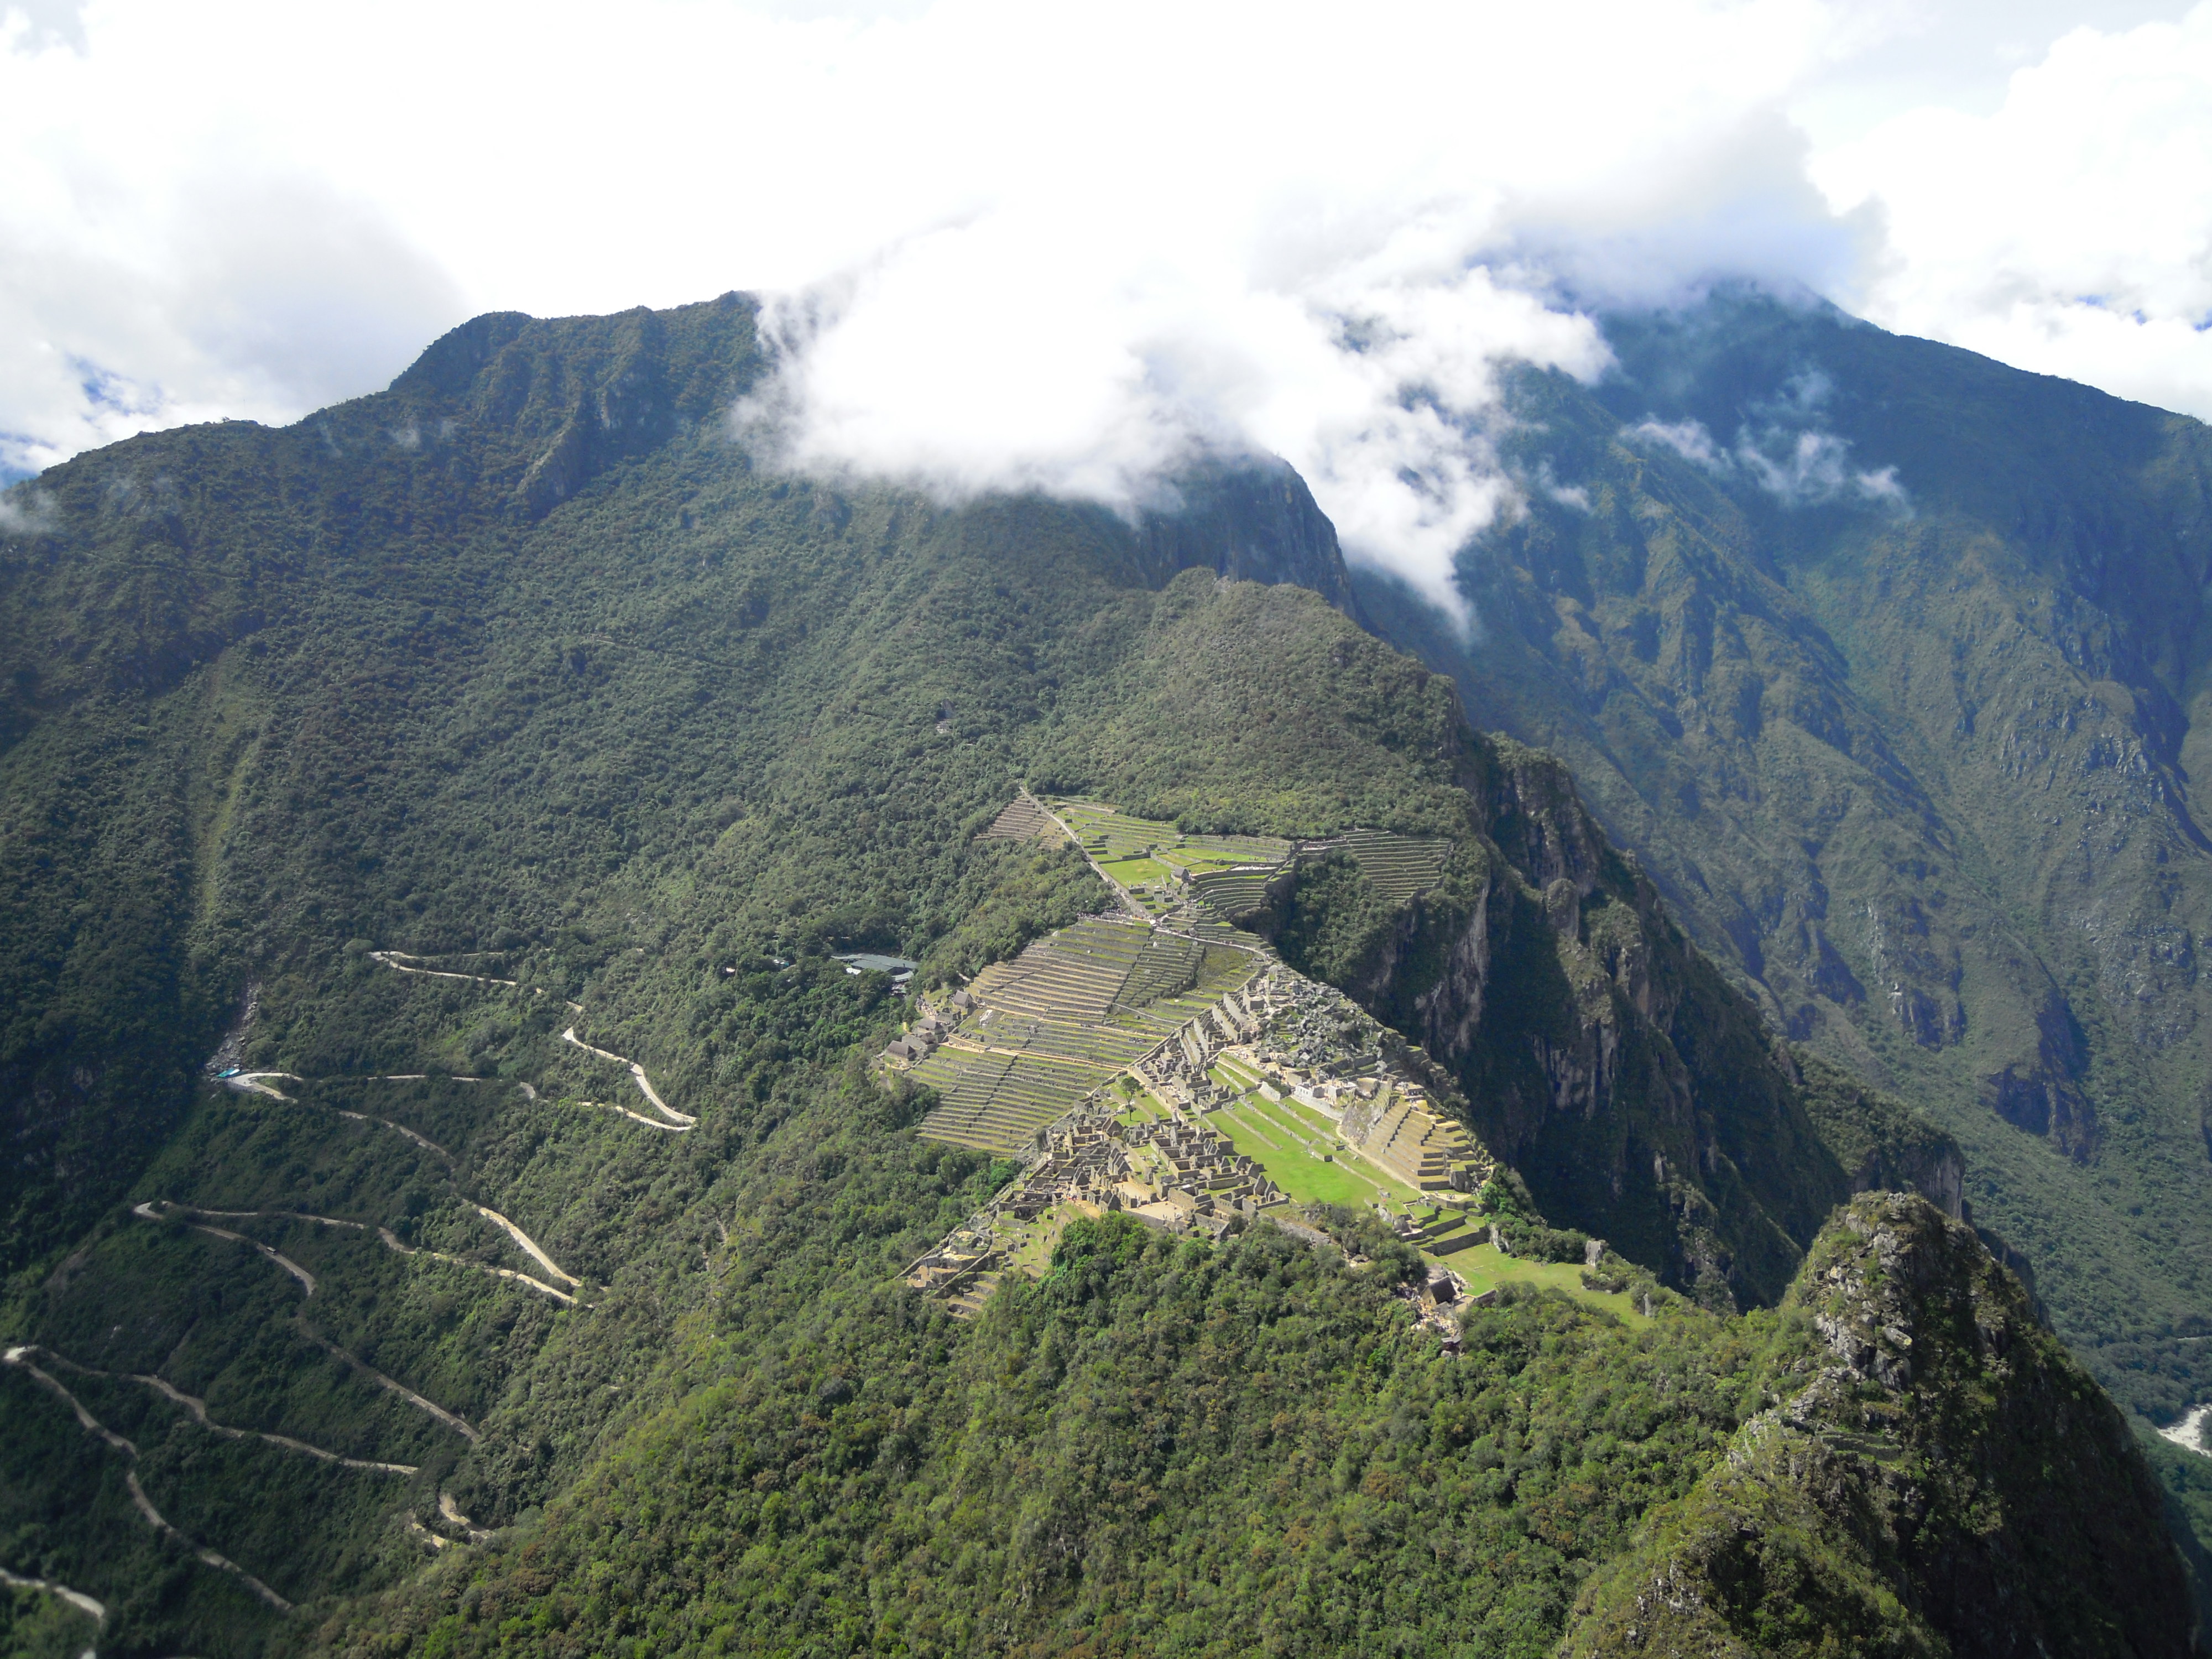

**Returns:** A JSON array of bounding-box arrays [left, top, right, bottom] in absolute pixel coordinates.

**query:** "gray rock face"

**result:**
[[1564, 1193, 2200, 1659], [1134, 456, 1366, 623], [1270, 728, 1958, 1308]]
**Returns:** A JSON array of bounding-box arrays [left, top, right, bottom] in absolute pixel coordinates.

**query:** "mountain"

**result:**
[[1356, 290, 2212, 1439], [0, 296, 2192, 1656], [1565, 1191, 2196, 1659]]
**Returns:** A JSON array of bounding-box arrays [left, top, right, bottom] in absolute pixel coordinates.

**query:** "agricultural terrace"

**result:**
[[911, 916, 1262, 1156], [1042, 798, 1453, 925], [909, 1050, 1118, 1156], [1304, 828, 1453, 904], [1047, 800, 1291, 869], [1046, 799, 1291, 920], [975, 795, 1062, 843], [906, 794, 1621, 1326]]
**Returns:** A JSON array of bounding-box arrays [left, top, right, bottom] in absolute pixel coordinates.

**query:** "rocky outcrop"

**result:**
[[1984, 988, 2099, 1161], [1563, 1193, 2199, 1658], [1268, 732, 1966, 1309], [1792, 1050, 1967, 1219], [1134, 455, 1368, 623]]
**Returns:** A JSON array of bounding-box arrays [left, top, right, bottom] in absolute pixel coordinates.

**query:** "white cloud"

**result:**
[[680, 0, 1865, 622], [1631, 418, 1730, 471], [1814, 4, 2212, 420], [0, 0, 1877, 623], [1, 1, 86, 53], [0, 14, 462, 477], [0, 0, 2205, 622], [0, 483, 56, 535], [1625, 401, 1909, 509]]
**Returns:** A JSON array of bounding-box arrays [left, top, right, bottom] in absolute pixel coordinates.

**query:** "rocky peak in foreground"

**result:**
[[1564, 1191, 2198, 1657]]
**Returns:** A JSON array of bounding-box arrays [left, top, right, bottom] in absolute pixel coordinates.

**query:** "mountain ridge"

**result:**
[[1354, 291, 2212, 1447], [0, 293, 2192, 1657]]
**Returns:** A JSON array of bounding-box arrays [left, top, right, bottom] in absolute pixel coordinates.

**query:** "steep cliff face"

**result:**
[[1267, 729, 1963, 1308], [1353, 287, 2212, 1426], [1563, 1192, 2200, 1658], [1133, 455, 1369, 623]]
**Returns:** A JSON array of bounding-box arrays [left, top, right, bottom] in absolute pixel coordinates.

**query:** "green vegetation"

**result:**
[[915, 842, 1108, 988], [0, 295, 2189, 1653], [1356, 287, 2212, 1465], [324, 1211, 1789, 1658], [1563, 1194, 2197, 1657], [1441, 1241, 1647, 1324]]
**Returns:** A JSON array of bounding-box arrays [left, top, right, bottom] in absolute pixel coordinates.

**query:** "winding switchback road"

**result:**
[[3, 1347, 293, 1611], [14, 1344, 418, 1474], [126, 1204, 482, 1443], [369, 950, 518, 988], [561, 1027, 696, 1125], [138, 1202, 579, 1305], [0, 1566, 104, 1628]]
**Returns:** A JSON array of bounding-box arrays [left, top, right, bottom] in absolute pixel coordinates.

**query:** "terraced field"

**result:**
[[1041, 799, 1448, 922], [966, 1011, 1158, 1068], [1187, 865, 1279, 921], [967, 919, 1221, 1026], [1113, 930, 1208, 1010], [1120, 947, 1260, 1035], [912, 1050, 1118, 1153], [971, 920, 1150, 1021], [914, 901, 1264, 1156], [1049, 801, 1291, 872], [975, 795, 1064, 842], [1187, 916, 1257, 946], [1313, 828, 1453, 902]]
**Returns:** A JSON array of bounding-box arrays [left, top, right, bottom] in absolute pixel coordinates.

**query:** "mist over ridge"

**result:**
[[7, 0, 2211, 607], [4, 4, 2212, 1649]]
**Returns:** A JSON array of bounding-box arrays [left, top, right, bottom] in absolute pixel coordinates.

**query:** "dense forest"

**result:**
[[0, 297, 2198, 1656]]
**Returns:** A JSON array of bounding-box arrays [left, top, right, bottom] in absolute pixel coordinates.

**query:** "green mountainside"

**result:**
[[0, 298, 2193, 1656], [1356, 291, 2212, 1436], [1564, 1191, 2194, 1658]]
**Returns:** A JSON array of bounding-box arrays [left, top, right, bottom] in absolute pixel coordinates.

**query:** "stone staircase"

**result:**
[[945, 1270, 1004, 1321], [1360, 1099, 1481, 1191]]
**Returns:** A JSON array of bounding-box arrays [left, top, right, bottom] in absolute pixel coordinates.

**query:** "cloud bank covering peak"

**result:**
[[3, 0, 2209, 619]]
